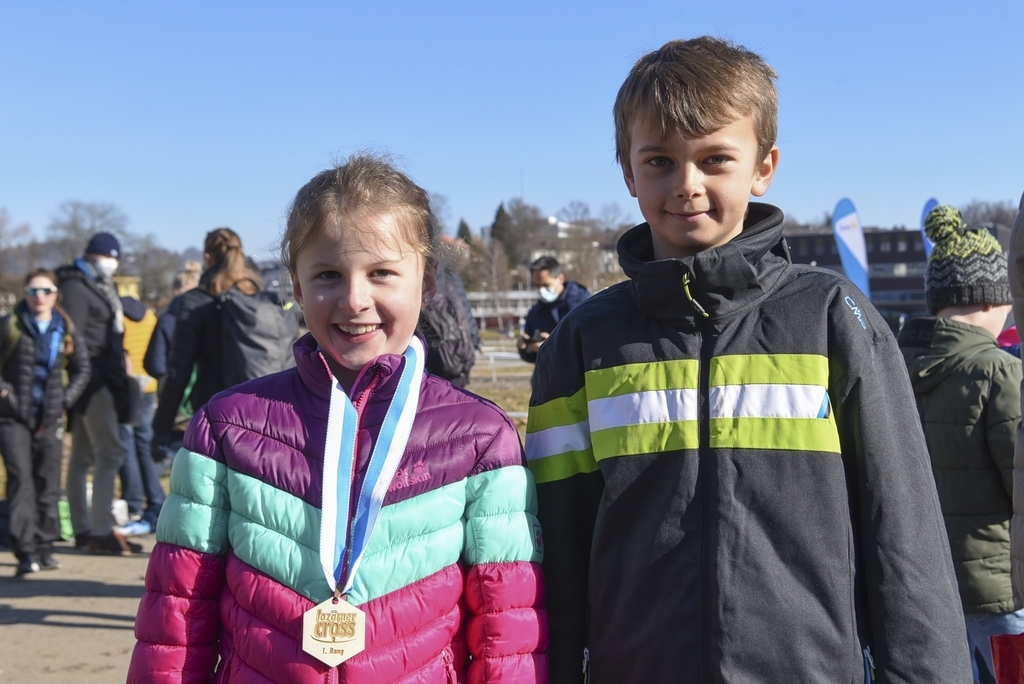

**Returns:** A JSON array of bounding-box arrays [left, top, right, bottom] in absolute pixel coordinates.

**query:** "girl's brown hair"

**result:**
[[280, 152, 440, 276], [204, 228, 262, 295]]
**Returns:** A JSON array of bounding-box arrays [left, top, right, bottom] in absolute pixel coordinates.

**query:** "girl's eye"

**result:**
[[370, 269, 394, 279], [316, 270, 341, 280]]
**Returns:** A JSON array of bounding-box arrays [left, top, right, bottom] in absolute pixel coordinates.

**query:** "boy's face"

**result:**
[[623, 113, 778, 260]]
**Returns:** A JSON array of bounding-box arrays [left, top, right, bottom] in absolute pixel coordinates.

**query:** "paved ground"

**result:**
[[0, 535, 154, 683]]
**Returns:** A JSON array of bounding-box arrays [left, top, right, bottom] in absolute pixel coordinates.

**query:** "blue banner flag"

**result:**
[[920, 198, 938, 258], [832, 198, 871, 298]]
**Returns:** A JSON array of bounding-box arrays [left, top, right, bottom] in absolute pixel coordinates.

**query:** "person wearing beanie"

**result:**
[[898, 205, 1022, 683], [55, 231, 142, 556]]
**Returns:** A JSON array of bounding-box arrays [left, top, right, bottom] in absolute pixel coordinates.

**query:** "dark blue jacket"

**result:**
[[519, 281, 589, 363], [143, 294, 186, 380]]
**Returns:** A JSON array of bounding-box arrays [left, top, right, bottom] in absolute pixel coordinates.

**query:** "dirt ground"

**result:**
[[0, 535, 154, 683]]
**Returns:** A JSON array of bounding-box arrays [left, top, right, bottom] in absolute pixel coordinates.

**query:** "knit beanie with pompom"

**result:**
[[924, 205, 1011, 314]]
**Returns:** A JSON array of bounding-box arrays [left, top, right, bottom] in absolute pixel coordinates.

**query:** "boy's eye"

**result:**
[[647, 156, 672, 167], [704, 155, 728, 165]]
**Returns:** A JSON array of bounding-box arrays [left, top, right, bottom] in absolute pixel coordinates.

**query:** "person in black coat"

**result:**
[[56, 232, 141, 556], [517, 255, 590, 363], [151, 228, 262, 452], [0, 268, 90, 575]]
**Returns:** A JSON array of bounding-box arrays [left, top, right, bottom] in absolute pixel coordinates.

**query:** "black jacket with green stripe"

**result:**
[[525, 203, 971, 684]]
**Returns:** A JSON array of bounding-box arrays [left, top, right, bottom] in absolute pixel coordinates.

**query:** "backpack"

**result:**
[[215, 284, 300, 388], [418, 273, 477, 385]]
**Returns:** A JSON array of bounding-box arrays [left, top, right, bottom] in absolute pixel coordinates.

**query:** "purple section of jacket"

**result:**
[[187, 333, 526, 512]]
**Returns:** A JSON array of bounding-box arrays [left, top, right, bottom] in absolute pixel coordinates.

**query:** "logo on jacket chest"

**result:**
[[388, 461, 432, 492]]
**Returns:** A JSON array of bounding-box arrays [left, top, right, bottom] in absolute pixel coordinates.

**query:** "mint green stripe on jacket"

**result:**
[[225, 470, 329, 603], [527, 388, 598, 484], [464, 466, 543, 566], [349, 481, 468, 605], [157, 448, 231, 555]]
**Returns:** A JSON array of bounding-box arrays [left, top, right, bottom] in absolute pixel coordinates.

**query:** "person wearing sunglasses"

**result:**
[[0, 268, 91, 576]]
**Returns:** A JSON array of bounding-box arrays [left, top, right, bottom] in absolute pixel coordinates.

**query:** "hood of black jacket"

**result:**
[[617, 202, 789, 325]]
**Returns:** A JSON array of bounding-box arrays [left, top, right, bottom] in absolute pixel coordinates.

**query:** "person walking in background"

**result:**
[[526, 36, 970, 682], [114, 287, 162, 537], [1012, 192, 1024, 588], [129, 153, 546, 682], [149, 229, 263, 454], [898, 205, 1023, 684], [516, 255, 589, 363], [56, 232, 141, 555], [143, 262, 200, 469], [142, 261, 200, 390], [0, 269, 90, 575]]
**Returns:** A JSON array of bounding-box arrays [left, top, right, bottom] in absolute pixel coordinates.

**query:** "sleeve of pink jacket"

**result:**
[[127, 408, 230, 683], [461, 413, 549, 683]]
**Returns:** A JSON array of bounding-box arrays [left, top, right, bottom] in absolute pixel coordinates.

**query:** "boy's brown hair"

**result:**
[[613, 36, 778, 173]]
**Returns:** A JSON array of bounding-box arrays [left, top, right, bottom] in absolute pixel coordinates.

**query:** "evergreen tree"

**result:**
[[457, 219, 473, 244], [490, 203, 514, 267]]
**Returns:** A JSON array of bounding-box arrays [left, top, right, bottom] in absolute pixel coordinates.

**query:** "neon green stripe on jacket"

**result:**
[[526, 387, 596, 484]]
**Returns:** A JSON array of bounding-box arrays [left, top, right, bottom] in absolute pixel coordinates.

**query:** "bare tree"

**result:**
[[0, 209, 32, 306], [505, 198, 552, 266], [122, 233, 185, 304], [959, 200, 1018, 229], [47, 200, 129, 264]]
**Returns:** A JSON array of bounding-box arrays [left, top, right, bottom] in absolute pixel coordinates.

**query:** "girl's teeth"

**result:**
[[340, 324, 377, 335]]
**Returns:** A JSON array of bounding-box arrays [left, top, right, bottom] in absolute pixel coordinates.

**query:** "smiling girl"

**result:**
[[129, 153, 548, 683]]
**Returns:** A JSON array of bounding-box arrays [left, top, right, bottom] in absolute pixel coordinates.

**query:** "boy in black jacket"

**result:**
[[526, 36, 971, 683]]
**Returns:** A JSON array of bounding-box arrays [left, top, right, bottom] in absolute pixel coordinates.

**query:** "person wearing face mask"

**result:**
[[55, 232, 142, 555], [517, 255, 590, 363]]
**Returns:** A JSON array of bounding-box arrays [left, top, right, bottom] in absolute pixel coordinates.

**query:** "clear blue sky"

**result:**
[[2, 1, 1022, 259]]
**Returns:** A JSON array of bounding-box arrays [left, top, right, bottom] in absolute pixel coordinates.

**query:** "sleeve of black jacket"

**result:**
[[63, 318, 91, 410], [828, 287, 972, 683], [525, 315, 603, 684], [151, 295, 204, 439]]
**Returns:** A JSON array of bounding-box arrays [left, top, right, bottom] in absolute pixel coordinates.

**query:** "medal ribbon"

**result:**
[[319, 337, 424, 596]]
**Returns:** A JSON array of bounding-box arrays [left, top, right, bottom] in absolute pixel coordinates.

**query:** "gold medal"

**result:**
[[302, 592, 366, 667]]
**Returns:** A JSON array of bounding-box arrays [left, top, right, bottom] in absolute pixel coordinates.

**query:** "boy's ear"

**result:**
[[750, 146, 779, 197], [622, 164, 638, 198]]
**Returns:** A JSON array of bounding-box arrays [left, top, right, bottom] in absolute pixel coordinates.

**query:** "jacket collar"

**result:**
[[293, 332, 404, 407], [617, 202, 789, 325]]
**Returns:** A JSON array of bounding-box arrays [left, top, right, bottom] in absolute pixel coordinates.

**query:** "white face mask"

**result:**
[[94, 256, 119, 278], [538, 287, 559, 303]]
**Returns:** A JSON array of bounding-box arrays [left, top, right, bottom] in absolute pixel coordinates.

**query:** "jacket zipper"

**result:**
[[682, 273, 710, 318], [442, 647, 456, 684], [689, 269, 714, 683], [338, 366, 384, 588], [582, 647, 590, 683]]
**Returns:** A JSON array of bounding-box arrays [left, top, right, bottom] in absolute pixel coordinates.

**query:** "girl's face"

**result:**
[[24, 276, 58, 318], [292, 211, 435, 390]]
